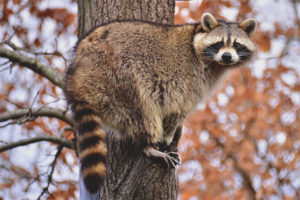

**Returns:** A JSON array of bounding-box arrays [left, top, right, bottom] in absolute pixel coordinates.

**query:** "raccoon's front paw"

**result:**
[[143, 146, 180, 168]]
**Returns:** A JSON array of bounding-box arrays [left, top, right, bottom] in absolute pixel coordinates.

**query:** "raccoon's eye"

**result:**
[[233, 42, 242, 50], [216, 42, 223, 48]]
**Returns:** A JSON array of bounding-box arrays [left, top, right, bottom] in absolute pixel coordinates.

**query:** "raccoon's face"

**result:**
[[193, 13, 257, 66]]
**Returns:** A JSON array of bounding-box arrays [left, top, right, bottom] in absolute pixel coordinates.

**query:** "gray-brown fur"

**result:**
[[63, 13, 256, 194]]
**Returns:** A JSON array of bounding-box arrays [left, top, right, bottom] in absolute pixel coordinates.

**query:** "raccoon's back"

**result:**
[[65, 22, 169, 104], [65, 21, 205, 119]]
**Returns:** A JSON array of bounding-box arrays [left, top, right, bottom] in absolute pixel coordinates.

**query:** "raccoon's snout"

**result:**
[[214, 49, 239, 65], [222, 52, 232, 63]]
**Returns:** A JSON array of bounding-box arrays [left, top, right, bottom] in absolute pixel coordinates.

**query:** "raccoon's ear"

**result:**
[[239, 18, 257, 37], [201, 13, 218, 32]]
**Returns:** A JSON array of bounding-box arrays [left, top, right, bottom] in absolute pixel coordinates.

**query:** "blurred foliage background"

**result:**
[[0, 0, 300, 199]]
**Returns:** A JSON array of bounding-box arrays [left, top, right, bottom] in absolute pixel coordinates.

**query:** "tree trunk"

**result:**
[[93, 0, 175, 25], [77, 0, 178, 199], [77, 0, 95, 38]]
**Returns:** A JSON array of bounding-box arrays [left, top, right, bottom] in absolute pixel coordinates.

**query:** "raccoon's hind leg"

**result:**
[[142, 114, 182, 168], [167, 126, 182, 153], [147, 126, 182, 168], [148, 113, 183, 167], [161, 113, 183, 152], [143, 146, 180, 168], [133, 113, 180, 168]]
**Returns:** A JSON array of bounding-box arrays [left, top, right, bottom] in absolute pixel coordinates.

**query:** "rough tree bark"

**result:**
[[77, 0, 95, 38], [77, 0, 178, 199]]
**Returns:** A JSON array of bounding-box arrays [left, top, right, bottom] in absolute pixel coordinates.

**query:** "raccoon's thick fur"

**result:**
[[64, 13, 257, 194]]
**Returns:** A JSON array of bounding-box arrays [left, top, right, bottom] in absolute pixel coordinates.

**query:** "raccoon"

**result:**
[[64, 13, 256, 194]]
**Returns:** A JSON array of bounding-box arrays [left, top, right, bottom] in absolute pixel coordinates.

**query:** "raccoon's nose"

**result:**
[[222, 52, 232, 63]]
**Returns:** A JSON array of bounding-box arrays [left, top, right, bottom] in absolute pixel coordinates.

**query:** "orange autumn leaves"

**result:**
[[176, 1, 300, 199]]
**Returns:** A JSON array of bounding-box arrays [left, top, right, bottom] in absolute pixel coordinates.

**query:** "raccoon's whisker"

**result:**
[[202, 49, 218, 54], [206, 47, 218, 52], [200, 50, 216, 55], [238, 52, 252, 56], [239, 50, 250, 53], [202, 53, 215, 58]]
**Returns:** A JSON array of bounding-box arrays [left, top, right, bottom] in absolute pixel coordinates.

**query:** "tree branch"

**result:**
[[0, 46, 64, 88], [0, 107, 73, 126], [37, 145, 63, 200], [291, 0, 300, 30], [0, 135, 75, 152], [211, 134, 256, 200]]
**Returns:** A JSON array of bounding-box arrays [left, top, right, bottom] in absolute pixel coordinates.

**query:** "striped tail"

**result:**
[[73, 103, 107, 194]]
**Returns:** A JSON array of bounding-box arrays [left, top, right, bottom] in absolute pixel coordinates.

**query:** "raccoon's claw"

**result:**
[[143, 146, 180, 168], [164, 151, 180, 168]]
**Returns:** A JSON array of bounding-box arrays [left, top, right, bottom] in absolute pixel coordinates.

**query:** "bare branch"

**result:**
[[0, 60, 10, 66], [230, 155, 256, 200], [3, 40, 68, 62], [0, 164, 36, 181], [0, 107, 73, 126], [0, 46, 64, 88], [210, 134, 256, 200], [243, 117, 290, 198], [0, 121, 17, 128], [0, 135, 75, 152], [37, 145, 63, 200], [291, 0, 300, 30]]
